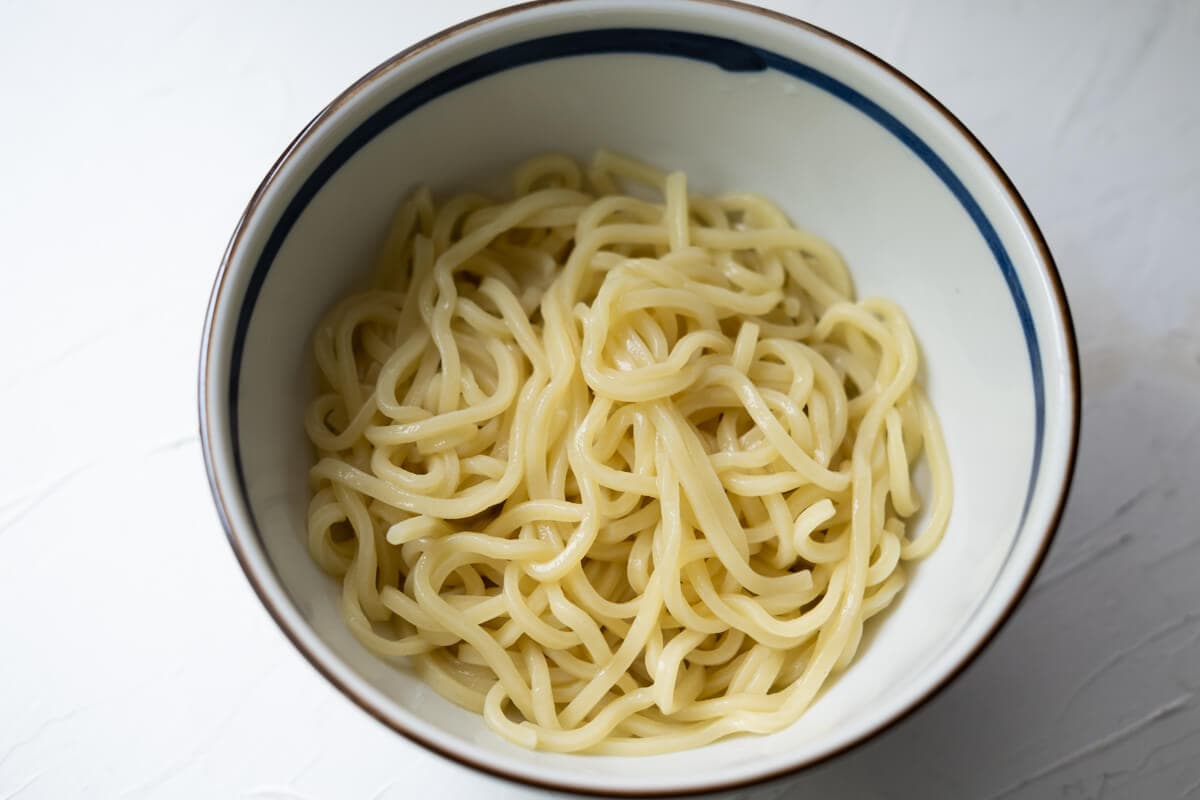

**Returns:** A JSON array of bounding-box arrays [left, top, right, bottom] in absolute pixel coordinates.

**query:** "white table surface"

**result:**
[[2, 1, 1198, 797]]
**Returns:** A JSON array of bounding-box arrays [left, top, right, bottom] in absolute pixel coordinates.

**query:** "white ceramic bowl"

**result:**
[[199, 1, 1080, 795]]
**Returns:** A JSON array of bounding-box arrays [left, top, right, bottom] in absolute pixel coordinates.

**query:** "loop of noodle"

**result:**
[[304, 151, 952, 753]]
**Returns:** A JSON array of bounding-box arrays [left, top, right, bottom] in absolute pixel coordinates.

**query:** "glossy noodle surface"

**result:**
[[304, 152, 951, 754]]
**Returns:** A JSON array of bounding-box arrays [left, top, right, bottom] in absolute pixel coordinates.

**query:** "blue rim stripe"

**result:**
[[229, 28, 1043, 523]]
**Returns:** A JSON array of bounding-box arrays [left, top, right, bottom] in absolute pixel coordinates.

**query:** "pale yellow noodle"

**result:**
[[304, 151, 952, 754]]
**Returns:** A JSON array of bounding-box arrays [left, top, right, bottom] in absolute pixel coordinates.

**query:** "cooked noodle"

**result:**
[[303, 151, 951, 754]]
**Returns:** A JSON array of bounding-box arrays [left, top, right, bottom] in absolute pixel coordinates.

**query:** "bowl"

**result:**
[[198, 1, 1080, 795]]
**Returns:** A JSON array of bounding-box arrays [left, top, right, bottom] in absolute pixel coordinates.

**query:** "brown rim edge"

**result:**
[[198, 1, 1082, 796]]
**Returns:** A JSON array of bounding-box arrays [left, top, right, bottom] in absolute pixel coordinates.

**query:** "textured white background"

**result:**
[[2, 1, 1198, 798]]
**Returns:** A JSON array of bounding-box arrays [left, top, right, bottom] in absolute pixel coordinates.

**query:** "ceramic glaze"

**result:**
[[199, 2, 1078, 794]]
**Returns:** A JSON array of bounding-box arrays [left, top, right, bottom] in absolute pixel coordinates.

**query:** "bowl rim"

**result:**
[[197, 0, 1082, 795]]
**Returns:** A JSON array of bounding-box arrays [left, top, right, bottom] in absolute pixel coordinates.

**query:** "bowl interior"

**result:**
[[203, 3, 1075, 794]]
